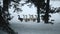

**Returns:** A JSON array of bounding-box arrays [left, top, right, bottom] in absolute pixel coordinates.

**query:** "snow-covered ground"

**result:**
[[0, 21, 60, 34], [9, 21, 60, 34]]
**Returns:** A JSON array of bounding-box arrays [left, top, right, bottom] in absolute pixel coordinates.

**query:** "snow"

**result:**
[[9, 22, 60, 34], [1, 21, 60, 34]]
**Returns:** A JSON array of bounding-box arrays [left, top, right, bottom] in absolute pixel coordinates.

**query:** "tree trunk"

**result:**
[[37, 6, 40, 23], [44, 0, 50, 23], [1, 0, 16, 34], [3, 0, 9, 18]]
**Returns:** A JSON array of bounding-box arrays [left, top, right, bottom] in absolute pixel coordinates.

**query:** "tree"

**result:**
[[25, 0, 46, 23], [0, 0, 17, 34], [44, 0, 50, 23], [41, 0, 54, 24]]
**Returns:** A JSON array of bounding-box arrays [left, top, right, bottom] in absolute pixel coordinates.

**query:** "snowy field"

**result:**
[[1, 22, 60, 34], [9, 21, 60, 34]]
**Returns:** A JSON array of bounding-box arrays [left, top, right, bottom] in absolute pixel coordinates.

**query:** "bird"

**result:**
[[18, 15, 23, 22], [31, 15, 36, 22], [25, 15, 28, 22]]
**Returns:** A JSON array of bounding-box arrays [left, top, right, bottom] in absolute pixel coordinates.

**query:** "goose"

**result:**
[[18, 15, 23, 22], [23, 15, 25, 21], [25, 15, 28, 22], [29, 14, 31, 21], [32, 15, 37, 22]]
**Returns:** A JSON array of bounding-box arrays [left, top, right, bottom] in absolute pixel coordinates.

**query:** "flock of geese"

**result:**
[[18, 14, 37, 22], [18, 14, 55, 24]]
